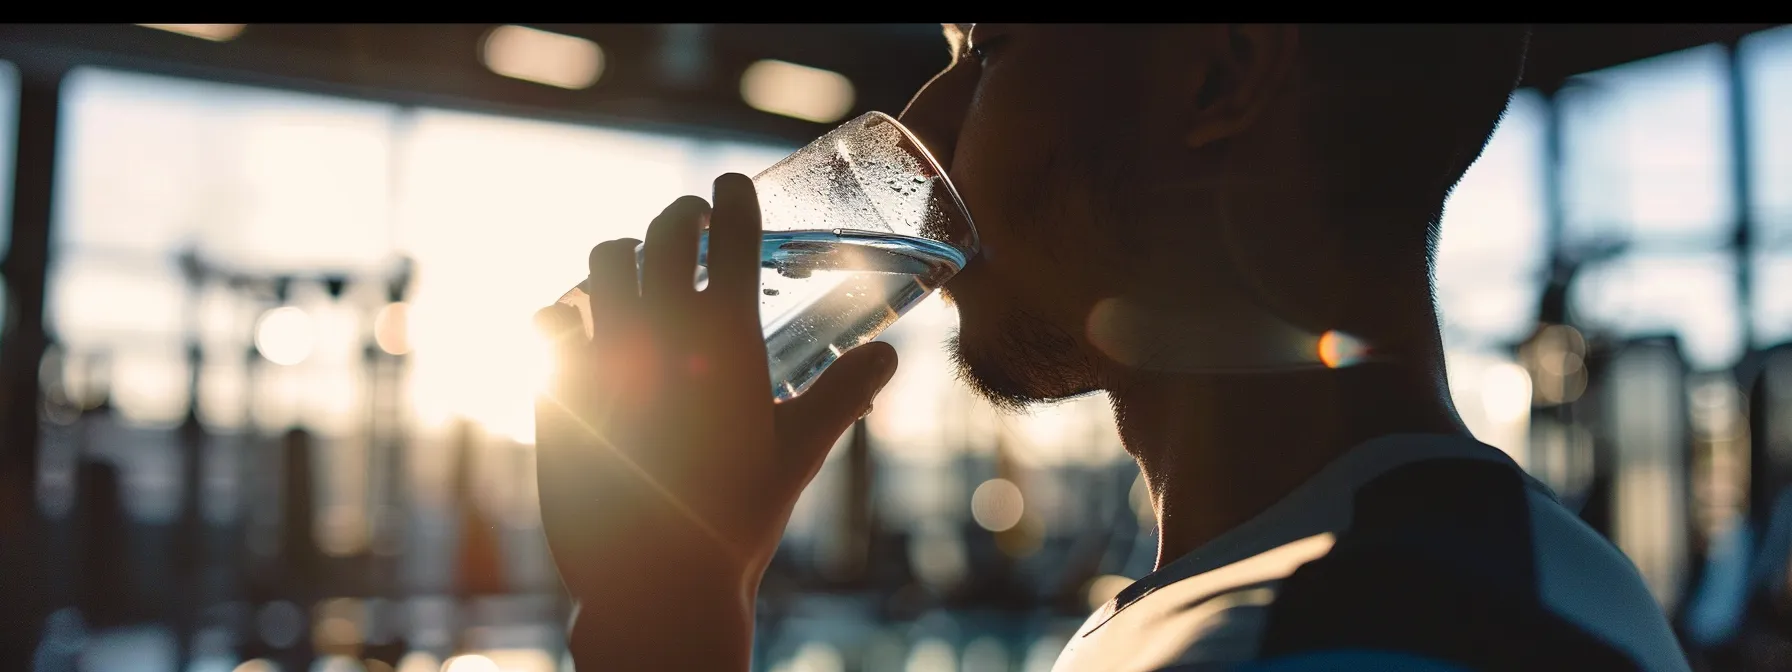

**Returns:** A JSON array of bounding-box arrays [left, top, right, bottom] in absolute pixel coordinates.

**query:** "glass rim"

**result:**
[[854, 110, 980, 254]]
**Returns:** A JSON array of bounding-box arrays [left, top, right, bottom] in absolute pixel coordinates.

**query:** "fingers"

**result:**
[[587, 238, 642, 344], [705, 174, 763, 308], [774, 341, 898, 474], [641, 196, 710, 310]]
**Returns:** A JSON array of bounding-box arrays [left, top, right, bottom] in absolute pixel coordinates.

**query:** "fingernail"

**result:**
[[715, 172, 751, 192]]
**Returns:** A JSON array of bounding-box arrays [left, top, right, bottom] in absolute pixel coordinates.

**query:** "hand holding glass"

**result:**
[[556, 112, 978, 399]]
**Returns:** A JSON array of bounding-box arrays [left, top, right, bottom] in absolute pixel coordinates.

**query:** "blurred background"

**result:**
[[0, 22, 1790, 672]]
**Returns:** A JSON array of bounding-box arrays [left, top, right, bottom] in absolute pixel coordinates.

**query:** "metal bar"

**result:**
[[1725, 38, 1756, 354], [0, 63, 64, 670], [1723, 38, 1780, 553], [0, 63, 63, 517], [0, 28, 819, 148], [1540, 82, 1567, 283]]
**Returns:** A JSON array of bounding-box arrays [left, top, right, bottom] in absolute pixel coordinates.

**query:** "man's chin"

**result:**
[[947, 310, 1101, 413]]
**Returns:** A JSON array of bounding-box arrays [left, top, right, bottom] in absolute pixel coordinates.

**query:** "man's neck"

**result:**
[[1109, 354, 1467, 569]]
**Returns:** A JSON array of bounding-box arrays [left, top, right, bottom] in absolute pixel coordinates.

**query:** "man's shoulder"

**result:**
[[1053, 454, 1689, 672], [1256, 456, 1685, 671]]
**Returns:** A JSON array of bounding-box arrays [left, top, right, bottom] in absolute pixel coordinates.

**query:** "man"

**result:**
[[533, 24, 1690, 671]]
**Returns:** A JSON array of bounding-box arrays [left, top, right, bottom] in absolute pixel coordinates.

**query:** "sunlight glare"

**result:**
[[405, 301, 554, 444], [1481, 362, 1534, 424]]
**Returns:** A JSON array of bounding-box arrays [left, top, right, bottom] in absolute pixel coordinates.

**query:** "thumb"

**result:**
[[775, 341, 898, 464]]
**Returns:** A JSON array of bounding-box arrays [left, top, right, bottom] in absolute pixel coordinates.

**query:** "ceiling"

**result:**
[[0, 23, 1780, 146]]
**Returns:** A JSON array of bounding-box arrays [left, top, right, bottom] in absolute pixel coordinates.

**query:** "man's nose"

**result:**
[[897, 61, 978, 170]]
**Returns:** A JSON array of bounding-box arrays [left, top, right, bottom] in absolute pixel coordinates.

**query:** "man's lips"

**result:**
[[938, 252, 986, 305]]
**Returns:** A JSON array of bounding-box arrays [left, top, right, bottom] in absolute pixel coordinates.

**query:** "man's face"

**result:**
[[899, 25, 1224, 409]]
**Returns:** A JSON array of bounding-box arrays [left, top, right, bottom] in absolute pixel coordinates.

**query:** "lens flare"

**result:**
[[1317, 330, 1368, 369]]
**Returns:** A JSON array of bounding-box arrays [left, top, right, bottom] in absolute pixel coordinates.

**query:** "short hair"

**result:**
[[1297, 24, 1531, 266]]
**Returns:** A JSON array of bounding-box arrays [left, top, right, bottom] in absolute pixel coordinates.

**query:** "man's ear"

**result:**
[[1184, 24, 1301, 150]]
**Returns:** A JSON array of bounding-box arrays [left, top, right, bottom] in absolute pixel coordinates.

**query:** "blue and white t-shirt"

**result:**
[[1051, 434, 1691, 672]]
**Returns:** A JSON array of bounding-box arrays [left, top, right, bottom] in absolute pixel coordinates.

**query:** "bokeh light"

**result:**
[[395, 652, 440, 672], [478, 649, 559, 672], [971, 478, 1025, 532], [313, 597, 366, 652], [256, 600, 305, 649], [315, 655, 367, 672], [374, 301, 413, 355], [784, 642, 845, 672], [1481, 362, 1534, 424], [909, 519, 970, 589], [441, 654, 500, 672], [254, 306, 316, 366], [905, 638, 956, 672], [962, 637, 1010, 672], [1085, 574, 1134, 611]]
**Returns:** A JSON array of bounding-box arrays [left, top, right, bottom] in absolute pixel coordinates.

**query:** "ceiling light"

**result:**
[[740, 59, 855, 123], [481, 25, 604, 90], [137, 24, 246, 42]]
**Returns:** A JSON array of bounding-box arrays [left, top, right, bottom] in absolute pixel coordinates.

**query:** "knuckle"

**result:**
[[673, 194, 713, 209], [593, 239, 638, 258]]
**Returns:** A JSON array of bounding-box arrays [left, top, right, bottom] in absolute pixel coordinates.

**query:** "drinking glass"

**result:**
[[556, 111, 978, 399]]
